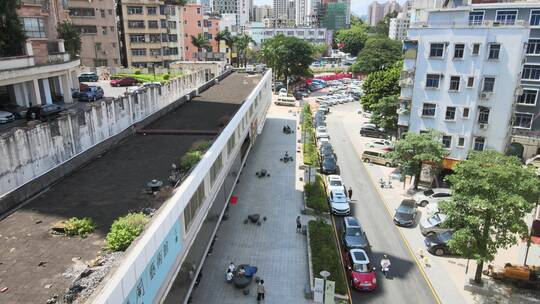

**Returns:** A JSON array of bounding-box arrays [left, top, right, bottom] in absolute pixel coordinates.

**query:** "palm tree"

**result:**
[[191, 33, 210, 60], [215, 29, 234, 65], [233, 34, 255, 68]]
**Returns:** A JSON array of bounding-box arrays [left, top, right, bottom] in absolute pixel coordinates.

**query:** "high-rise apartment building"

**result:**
[[239, 0, 253, 26], [273, 0, 289, 19], [0, 0, 80, 108], [398, 1, 540, 163], [68, 0, 121, 67], [368, 0, 400, 26], [118, 0, 184, 68], [389, 11, 410, 41], [252, 5, 273, 22]]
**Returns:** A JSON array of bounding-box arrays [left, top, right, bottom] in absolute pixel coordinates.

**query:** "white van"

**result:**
[[274, 96, 296, 106]]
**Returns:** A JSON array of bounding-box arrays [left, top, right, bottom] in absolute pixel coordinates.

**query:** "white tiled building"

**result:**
[[389, 11, 410, 41]]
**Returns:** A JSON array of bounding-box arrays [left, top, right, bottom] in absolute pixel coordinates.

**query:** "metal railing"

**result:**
[[512, 128, 540, 138], [411, 19, 529, 29]]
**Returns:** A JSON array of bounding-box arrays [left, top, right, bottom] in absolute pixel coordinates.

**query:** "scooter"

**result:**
[[280, 152, 293, 163], [379, 178, 392, 189]]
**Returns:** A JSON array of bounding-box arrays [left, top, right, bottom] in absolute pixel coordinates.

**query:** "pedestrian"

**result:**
[[257, 279, 265, 302], [228, 262, 236, 273], [296, 216, 302, 232], [226, 269, 233, 283], [348, 187, 353, 200]]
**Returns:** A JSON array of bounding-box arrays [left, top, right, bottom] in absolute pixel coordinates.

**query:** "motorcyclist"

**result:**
[[380, 255, 391, 277]]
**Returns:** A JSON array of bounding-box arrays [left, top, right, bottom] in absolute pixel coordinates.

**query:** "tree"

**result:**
[[389, 130, 447, 189], [216, 28, 234, 64], [0, 0, 27, 57], [335, 25, 369, 57], [234, 34, 254, 68], [57, 21, 81, 58], [191, 33, 210, 52], [439, 151, 540, 284], [311, 43, 328, 59], [360, 62, 400, 111], [259, 35, 314, 81], [370, 95, 398, 134], [351, 37, 402, 74]]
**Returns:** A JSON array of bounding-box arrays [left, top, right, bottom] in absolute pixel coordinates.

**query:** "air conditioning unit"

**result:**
[[479, 123, 488, 129], [515, 86, 523, 96], [479, 92, 492, 99]]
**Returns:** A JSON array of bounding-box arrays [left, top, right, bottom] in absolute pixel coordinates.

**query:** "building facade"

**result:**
[[389, 11, 410, 41], [320, 1, 349, 30], [254, 26, 331, 45], [273, 0, 289, 19], [0, 0, 80, 109], [398, 4, 540, 162], [368, 0, 400, 26], [68, 0, 121, 67], [252, 5, 273, 22], [118, 0, 184, 68]]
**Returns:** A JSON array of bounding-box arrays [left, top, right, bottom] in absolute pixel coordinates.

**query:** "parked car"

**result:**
[[365, 139, 393, 151], [319, 141, 332, 152], [393, 199, 418, 227], [389, 168, 403, 181], [78, 72, 98, 82], [320, 146, 337, 160], [0, 110, 15, 123], [424, 231, 453, 256], [278, 88, 287, 97], [328, 190, 350, 215], [142, 82, 162, 88], [273, 81, 285, 92], [413, 188, 452, 207], [321, 155, 338, 174], [342, 216, 369, 250], [360, 125, 387, 139], [345, 249, 377, 291], [316, 128, 329, 139], [319, 105, 329, 114], [0, 104, 27, 119], [317, 137, 330, 148], [420, 213, 449, 236], [326, 175, 346, 195], [26, 104, 64, 121], [362, 150, 394, 167], [78, 86, 105, 102], [110, 77, 139, 87]]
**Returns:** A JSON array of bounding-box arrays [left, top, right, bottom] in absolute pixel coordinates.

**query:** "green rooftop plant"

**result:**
[[106, 212, 149, 251], [64, 217, 96, 237]]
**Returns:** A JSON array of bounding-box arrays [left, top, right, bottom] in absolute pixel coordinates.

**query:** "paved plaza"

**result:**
[[190, 105, 312, 304]]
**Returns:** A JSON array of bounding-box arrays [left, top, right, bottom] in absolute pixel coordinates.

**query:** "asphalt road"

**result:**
[[325, 102, 437, 304]]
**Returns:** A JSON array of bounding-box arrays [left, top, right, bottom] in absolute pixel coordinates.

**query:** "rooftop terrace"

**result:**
[[0, 72, 262, 304]]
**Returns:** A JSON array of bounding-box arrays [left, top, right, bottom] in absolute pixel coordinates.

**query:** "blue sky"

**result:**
[[253, 0, 405, 16]]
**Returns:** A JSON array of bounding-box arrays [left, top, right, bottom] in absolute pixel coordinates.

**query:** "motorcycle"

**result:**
[[379, 178, 392, 189]]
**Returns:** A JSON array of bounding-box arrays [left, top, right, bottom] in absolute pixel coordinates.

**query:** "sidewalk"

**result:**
[[189, 103, 312, 304]]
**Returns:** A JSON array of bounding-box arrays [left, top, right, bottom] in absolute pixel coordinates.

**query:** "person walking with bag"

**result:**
[[296, 216, 302, 232], [257, 280, 265, 303]]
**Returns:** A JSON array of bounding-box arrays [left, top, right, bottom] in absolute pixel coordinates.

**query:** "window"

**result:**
[[22, 17, 46, 38], [147, 7, 157, 15], [454, 43, 464, 59], [496, 10, 517, 25], [478, 107, 490, 124], [422, 103, 436, 117], [184, 182, 206, 231], [76, 25, 97, 34], [445, 107, 456, 120], [513, 113, 533, 129], [111, 42, 116, 48], [168, 21, 176, 28], [169, 34, 178, 42], [482, 77, 495, 92], [132, 48, 147, 56], [108, 9, 113, 15], [197, 7, 201, 14], [449, 76, 460, 91], [129, 34, 145, 43], [206, 33, 212, 40], [488, 44, 500, 60], [197, 20, 202, 27], [472, 43, 480, 55], [522, 65, 540, 80], [127, 6, 143, 14], [426, 74, 441, 88], [469, 11, 484, 25], [100, 9, 105, 18], [531, 10, 540, 26], [467, 77, 474, 88], [162, 20, 168, 28], [150, 48, 161, 56], [526, 39, 540, 54], [128, 20, 145, 28], [473, 137, 485, 151], [429, 43, 445, 58], [161, 33, 169, 42], [149, 34, 161, 42], [102, 26, 107, 35], [95, 42, 101, 51], [148, 20, 158, 28], [463, 107, 470, 118], [94, 59, 107, 66], [69, 8, 95, 17], [442, 136, 452, 148], [457, 137, 465, 147], [518, 89, 538, 105]]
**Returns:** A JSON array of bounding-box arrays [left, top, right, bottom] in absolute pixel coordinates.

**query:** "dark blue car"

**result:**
[[78, 86, 104, 102]]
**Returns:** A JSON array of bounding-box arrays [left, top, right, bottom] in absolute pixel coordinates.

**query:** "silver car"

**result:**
[[413, 188, 452, 207], [0, 111, 15, 123], [419, 213, 449, 236]]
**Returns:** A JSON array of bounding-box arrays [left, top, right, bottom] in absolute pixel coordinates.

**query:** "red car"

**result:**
[[345, 249, 377, 291], [110, 77, 139, 87]]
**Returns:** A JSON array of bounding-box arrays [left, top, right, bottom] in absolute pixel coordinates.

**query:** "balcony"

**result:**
[[399, 77, 414, 87], [512, 128, 540, 138], [0, 42, 35, 71], [411, 19, 529, 29], [397, 112, 410, 127]]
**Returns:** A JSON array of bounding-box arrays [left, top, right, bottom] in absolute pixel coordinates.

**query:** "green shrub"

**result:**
[[134, 69, 141, 75], [64, 217, 96, 237], [191, 140, 211, 152], [180, 151, 203, 172], [163, 74, 170, 80], [106, 212, 149, 251], [304, 174, 328, 213], [309, 220, 347, 295]]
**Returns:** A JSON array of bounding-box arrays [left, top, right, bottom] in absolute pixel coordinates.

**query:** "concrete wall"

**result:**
[[90, 70, 273, 304], [0, 69, 210, 214]]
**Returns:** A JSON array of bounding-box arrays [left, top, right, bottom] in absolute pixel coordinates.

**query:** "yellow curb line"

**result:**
[[330, 210, 354, 304], [361, 161, 442, 304]]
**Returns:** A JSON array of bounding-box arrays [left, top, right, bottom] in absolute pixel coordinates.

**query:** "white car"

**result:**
[[413, 188, 452, 207], [0, 111, 15, 124], [278, 88, 287, 96], [365, 139, 393, 150], [425, 202, 440, 216], [329, 190, 350, 215], [317, 137, 330, 148], [316, 128, 329, 139], [326, 175, 346, 195]]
